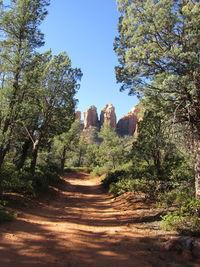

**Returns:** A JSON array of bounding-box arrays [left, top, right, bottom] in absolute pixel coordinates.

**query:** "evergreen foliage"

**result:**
[[0, 0, 82, 198], [114, 0, 200, 198]]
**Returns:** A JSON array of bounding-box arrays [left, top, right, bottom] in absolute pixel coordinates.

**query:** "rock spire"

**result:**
[[100, 104, 117, 129], [117, 109, 138, 136], [83, 105, 99, 129]]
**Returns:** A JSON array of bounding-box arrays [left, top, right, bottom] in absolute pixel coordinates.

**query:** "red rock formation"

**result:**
[[100, 104, 117, 128], [75, 111, 81, 120], [84, 105, 99, 129], [132, 105, 144, 137], [117, 108, 138, 136]]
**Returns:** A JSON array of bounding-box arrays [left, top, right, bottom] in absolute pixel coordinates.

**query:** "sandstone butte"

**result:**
[[77, 104, 141, 136], [116, 108, 138, 136], [100, 104, 117, 129], [83, 105, 99, 129]]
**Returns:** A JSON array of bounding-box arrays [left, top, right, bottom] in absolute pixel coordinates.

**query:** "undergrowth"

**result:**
[[0, 162, 61, 196], [0, 201, 17, 223], [101, 165, 200, 235], [159, 189, 200, 236], [65, 167, 91, 173]]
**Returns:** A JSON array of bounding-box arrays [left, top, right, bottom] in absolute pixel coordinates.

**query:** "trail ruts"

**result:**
[[0, 172, 199, 266]]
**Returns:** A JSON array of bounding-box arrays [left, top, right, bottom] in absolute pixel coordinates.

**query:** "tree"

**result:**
[[0, 0, 51, 195], [24, 51, 82, 173], [83, 143, 99, 168], [115, 0, 200, 198], [0, 0, 50, 168], [0, 1, 83, 177], [97, 124, 132, 170], [53, 120, 82, 172], [132, 106, 188, 181]]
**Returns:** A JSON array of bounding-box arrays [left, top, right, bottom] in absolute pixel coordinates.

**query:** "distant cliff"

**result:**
[[116, 109, 138, 136], [76, 103, 142, 136], [83, 106, 99, 129], [100, 104, 117, 129]]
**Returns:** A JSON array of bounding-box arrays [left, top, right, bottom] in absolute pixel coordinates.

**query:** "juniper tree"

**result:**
[[0, 0, 50, 167], [26, 52, 82, 173], [115, 0, 200, 198]]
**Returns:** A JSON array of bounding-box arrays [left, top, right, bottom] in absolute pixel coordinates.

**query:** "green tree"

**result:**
[[0, 0, 50, 168], [132, 106, 190, 182], [97, 124, 132, 170], [83, 143, 99, 168], [23, 51, 82, 173], [115, 0, 200, 198], [53, 120, 82, 172]]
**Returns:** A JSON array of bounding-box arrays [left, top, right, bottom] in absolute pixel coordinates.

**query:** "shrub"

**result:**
[[109, 178, 134, 196], [158, 185, 194, 207], [91, 166, 111, 177], [0, 210, 15, 223], [161, 198, 200, 235], [0, 201, 16, 223], [33, 165, 61, 192], [1, 164, 34, 195], [108, 177, 162, 198], [66, 167, 91, 173], [0, 162, 61, 195], [102, 170, 129, 189]]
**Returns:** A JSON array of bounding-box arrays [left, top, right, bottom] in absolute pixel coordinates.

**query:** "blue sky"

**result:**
[[40, 0, 138, 120]]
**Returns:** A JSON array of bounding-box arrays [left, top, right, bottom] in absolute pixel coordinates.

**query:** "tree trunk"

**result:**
[[155, 150, 162, 180], [0, 150, 6, 170], [77, 149, 83, 167], [60, 147, 67, 173], [195, 146, 200, 199], [0, 145, 10, 198], [0, 144, 10, 170], [0, 181, 3, 200], [17, 139, 31, 170], [30, 144, 39, 175]]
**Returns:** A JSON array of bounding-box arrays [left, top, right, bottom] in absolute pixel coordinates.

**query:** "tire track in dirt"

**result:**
[[0, 172, 199, 266]]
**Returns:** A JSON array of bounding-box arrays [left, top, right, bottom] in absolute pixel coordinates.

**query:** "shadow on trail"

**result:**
[[0, 172, 197, 266], [0, 219, 172, 267], [0, 219, 186, 267], [20, 173, 162, 227]]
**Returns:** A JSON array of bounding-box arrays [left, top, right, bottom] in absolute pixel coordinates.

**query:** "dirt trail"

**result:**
[[0, 172, 199, 266]]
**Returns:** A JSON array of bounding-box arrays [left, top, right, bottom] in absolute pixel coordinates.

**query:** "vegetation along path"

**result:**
[[0, 172, 200, 267]]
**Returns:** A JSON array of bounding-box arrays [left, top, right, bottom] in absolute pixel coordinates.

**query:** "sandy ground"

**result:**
[[0, 171, 199, 267]]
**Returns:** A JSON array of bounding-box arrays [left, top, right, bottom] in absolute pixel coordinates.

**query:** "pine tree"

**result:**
[[115, 0, 200, 198], [0, 0, 50, 167]]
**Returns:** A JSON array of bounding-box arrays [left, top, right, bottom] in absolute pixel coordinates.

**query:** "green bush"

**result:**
[[101, 163, 162, 198], [91, 166, 111, 177], [0, 162, 61, 195], [66, 167, 91, 173], [109, 178, 134, 196], [100, 162, 133, 188], [0, 164, 34, 195], [0, 201, 16, 223], [158, 185, 194, 207], [33, 165, 61, 191], [0, 210, 15, 223], [108, 177, 162, 198], [64, 167, 74, 173], [102, 170, 129, 189], [161, 198, 200, 235]]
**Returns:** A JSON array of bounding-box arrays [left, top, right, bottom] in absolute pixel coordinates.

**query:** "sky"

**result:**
[[40, 0, 138, 121]]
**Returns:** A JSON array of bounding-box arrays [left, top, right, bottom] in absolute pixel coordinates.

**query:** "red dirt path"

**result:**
[[0, 172, 199, 266]]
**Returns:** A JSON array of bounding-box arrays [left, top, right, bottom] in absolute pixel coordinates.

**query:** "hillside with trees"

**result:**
[[0, 0, 200, 266]]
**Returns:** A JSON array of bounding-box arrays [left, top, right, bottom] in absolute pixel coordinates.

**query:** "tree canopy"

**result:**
[[0, 0, 82, 179], [115, 0, 200, 198]]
